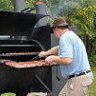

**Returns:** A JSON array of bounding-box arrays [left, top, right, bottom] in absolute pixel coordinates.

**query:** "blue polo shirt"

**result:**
[[58, 31, 91, 78]]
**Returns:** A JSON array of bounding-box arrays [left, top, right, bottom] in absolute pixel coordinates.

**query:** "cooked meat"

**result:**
[[0, 52, 39, 56], [2, 60, 50, 68]]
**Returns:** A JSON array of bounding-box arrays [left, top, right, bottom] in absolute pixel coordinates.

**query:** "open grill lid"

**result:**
[[0, 11, 47, 37], [0, 11, 51, 51], [0, 11, 51, 61]]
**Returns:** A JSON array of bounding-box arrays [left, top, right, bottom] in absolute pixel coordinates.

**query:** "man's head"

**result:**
[[51, 18, 69, 38]]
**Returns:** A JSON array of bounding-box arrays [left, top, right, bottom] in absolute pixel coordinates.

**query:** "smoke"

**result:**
[[48, 0, 96, 17]]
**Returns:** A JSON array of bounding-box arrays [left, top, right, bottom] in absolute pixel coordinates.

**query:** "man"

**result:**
[[39, 18, 93, 96]]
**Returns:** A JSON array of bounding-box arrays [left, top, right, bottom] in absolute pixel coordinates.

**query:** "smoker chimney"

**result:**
[[13, 0, 25, 12], [35, 1, 47, 27]]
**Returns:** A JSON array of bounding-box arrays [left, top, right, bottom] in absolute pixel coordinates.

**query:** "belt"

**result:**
[[69, 70, 91, 79]]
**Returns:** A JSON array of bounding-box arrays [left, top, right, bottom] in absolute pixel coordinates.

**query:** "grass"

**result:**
[[88, 67, 96, 96]]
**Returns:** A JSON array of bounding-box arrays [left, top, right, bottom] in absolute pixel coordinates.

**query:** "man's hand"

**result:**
[[45, 55, 59, 65], [45, 55, 72, 65], [38, 51, 47, 57]]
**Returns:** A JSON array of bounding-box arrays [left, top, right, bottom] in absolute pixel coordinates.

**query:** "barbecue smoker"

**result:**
[[0, 11, 53, 96]]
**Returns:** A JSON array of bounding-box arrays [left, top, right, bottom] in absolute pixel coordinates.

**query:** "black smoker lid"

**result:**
[[0, 11, 47, 36]]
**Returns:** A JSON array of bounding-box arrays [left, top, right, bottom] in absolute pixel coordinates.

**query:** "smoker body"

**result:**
[[0, 64, 51, 94], [0, 11, 52, 95]]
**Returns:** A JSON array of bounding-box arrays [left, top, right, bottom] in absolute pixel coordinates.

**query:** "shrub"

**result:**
[[89, 55, 96, 67], [1, 92, 16, 96]]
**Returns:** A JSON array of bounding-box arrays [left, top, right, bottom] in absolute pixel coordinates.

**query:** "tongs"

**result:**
[[29, 54, 50, 61], [29, 55, 45, 61], [30, 55, 40, 61]]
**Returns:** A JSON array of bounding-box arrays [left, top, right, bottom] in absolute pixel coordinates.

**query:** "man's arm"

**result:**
[[39, 46, 59, 57], [46, 46, 58, 55], [45, 55, 72, 65]]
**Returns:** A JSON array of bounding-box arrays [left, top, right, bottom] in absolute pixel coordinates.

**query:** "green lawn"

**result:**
[[88, 67, 96, 96]]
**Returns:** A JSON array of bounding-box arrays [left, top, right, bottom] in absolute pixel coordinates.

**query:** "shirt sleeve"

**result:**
[[59, 36, 73, 58]]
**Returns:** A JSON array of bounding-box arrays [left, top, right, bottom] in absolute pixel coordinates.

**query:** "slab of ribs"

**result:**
[[0, 59, 51, 69]]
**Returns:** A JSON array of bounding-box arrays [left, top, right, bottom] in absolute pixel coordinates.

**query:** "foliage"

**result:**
[[0, 0, 13, 11], [1, 92, 16, 96], [66, 5, 96, 38], [64, 4, 96, 55], [47, 0, 96, 17], [89, 55, 96, 67], [25, 0, 35, 8]]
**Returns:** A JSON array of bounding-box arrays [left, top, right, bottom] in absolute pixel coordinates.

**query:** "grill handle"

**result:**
[[31, 40, 45, 51]]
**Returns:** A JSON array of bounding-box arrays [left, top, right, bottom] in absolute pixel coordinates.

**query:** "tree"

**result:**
[[65, 4, 96, 56], [0, 0, 13, 11]]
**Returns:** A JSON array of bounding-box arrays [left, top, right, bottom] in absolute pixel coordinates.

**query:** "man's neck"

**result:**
[[63, 29, 69, 33], [61, 29, 69, 35]]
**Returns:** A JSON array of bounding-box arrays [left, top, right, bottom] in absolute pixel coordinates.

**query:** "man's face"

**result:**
[[53, 28, 62, 38]]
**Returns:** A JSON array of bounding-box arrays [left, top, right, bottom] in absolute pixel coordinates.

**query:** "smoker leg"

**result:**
[[35, 75, 54, 96]]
